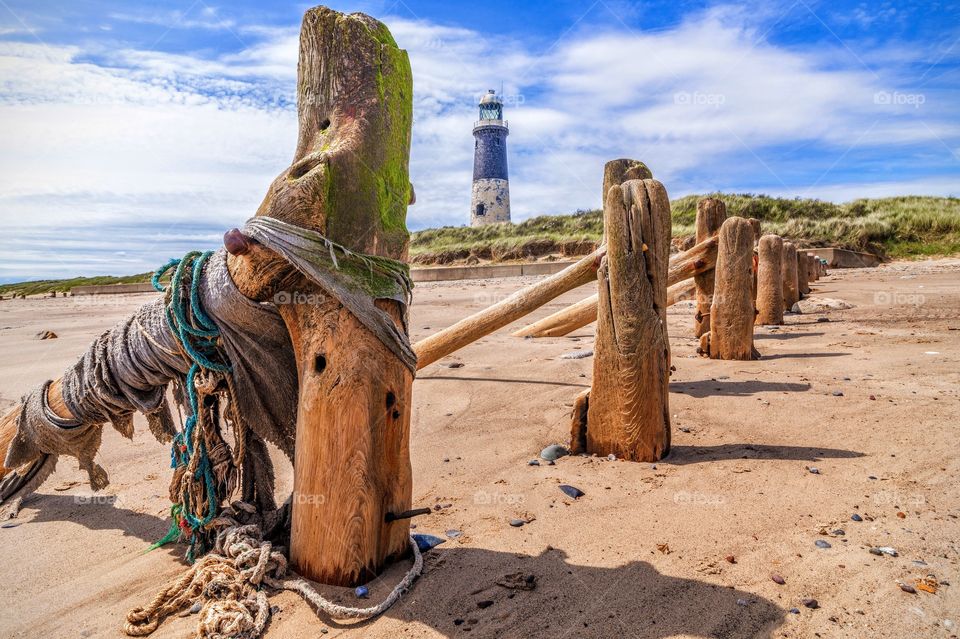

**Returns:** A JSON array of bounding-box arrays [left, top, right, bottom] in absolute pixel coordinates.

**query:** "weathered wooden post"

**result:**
[[698, 217, 757, 360], [755, 234, 784, 325], [693, 198, 726, 337], [570, 177, 671, 461], [225, 8, 415, 586], [781, 241, 799, 310], [797, 252, 811, 297]]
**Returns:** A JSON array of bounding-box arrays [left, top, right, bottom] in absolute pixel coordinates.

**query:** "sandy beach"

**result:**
[[0, 258, 957, 639]]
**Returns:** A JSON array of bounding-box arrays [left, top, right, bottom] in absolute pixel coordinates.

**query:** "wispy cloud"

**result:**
[[0, 2, 957, 281]]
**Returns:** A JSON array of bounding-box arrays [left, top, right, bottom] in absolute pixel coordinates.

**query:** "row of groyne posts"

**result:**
[[411, 158, 827, 466]]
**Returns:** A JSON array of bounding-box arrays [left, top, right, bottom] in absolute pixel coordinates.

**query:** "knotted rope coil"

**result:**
[[125, 510, 423, 638]]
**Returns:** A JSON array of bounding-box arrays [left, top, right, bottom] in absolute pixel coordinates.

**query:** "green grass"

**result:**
[[3, 195, 957, 294], [0, 273, 154, 297], [411, 194, 960, 262]]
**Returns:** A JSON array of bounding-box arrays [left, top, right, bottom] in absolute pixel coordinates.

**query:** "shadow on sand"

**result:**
[[671, 379, 810, 397]]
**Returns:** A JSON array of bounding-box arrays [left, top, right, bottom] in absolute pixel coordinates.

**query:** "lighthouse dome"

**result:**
[[479, 89, 502, 106]]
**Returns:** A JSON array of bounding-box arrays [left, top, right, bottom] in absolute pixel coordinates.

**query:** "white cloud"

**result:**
[[0, 6, 956, 280]]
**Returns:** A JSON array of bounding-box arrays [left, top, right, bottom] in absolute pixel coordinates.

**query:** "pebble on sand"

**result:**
[[355, 585, 369, 598], [815, 540, 832, 549], [540, 444, 568, 461], [851, 514, 863, 522], [899, 583, 917, 594], [412, 534, 446, 552], [509, 519, 526, 527], [802, 598, 819, 609], [559, 485, 584, 499], [528, 459, 540, 466], [771, 574, 786, 585]]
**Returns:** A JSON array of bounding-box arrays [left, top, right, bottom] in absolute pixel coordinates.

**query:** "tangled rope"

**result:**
[[152, 251, 241, 561], [126, 509, 423, 638]]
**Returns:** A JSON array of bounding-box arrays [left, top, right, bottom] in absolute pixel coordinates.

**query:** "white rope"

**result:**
[[125, 514, 424, 637]]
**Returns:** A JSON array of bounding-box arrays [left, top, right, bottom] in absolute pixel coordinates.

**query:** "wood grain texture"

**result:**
[[412, 249, 602, 368], [705, 217, 757, 360], [282, 295, 412, 586], [798, 252, 811, 297], [755, 234, 785, 325], [693, 198, 727, 338], [512, 235, 718, 338], [224, 7, 415, 586], [781, 241, 800, 310], [582, 179, 671, 462]]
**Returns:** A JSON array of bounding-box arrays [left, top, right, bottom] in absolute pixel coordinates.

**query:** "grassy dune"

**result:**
[[3, 195, 957, 294], [0, 273, 153, 297], [410, 194, 960, 263]]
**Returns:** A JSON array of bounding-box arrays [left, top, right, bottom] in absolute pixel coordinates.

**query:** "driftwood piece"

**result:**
[[693, 198, 726, 337], [571, 178, 671, 462], [699, 217, 757, 360], [755, 235, 784, 325], [781, 241, 800, 310], [412, 249, 602, 368], [512, 235, 718, 338]]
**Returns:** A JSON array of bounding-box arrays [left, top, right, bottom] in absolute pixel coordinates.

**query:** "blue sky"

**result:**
[[0, 0, 957, 282]]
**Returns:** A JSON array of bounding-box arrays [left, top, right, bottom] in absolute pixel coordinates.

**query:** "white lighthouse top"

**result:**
[[479, 89, 502, 106], [475, 89, 507, 130]]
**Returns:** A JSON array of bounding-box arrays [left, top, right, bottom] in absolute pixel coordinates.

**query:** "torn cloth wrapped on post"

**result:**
[[2, 217, 417, 535]]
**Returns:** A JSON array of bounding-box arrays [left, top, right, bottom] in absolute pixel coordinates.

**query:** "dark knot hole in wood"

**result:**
[[314, 353, 326, 374]]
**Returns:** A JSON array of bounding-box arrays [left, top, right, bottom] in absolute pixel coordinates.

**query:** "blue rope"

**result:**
[[152, 250, 231, 561]]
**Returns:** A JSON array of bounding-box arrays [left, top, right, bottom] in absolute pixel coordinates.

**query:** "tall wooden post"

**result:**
[[756, 234, 784, 325], [571, 177, 671, 462], [227, 8, 414, 586], [693, 198, 726, 337], [699, 217, 757, 360], [781, 241, 799, 310]]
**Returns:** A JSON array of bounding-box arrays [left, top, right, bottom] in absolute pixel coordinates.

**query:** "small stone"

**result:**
[[509, 519, 525, 527], [454, 619, 465, 626], [802, 598, 819, 609], [35, 330, 58, 340], [808, 467, 820, 474], [528, 459, 540, 466], [896, 511, 906, 519], [189, 602, 202, 614], [540, 444, 568, 461], [815, 540, 832, 549], [679, 427, 691, 433], [559, 485, 584, 499], [771, 574, 786, 585], [725, 555, 736, 564], [355, 585, 369, 598], [789, 608, 801, 614], [1, 522, 20, 529], [899, 583, 916, 594], [736, 598, 749, 606], [816, 317, 830, 323], [446, 362, 464, 368], [606, 453, 616, 461], [412, 534, 445, 552], [446, 529, 462, 539], [851, 514, 863, 522], [832, 391, 843, 397], [831, 529, 845, 536], [477, 600, 494, 609], [877, 546, 898, 557], [560, 350, 593, 359]]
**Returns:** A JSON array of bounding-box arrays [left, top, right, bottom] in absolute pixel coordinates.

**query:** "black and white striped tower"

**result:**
[[470, 90, 511, 226]]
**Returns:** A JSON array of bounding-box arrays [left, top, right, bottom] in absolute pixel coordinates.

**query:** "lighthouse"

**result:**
[[470, 90, 511, 226]]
